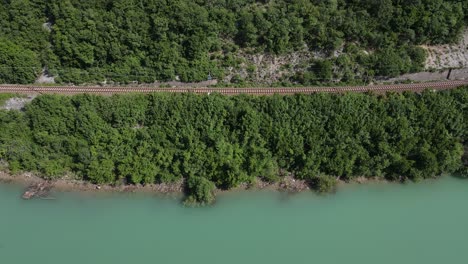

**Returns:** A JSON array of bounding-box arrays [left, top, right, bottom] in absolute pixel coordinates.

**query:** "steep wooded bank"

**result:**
[[0, 0, 467, 85], [1, 88, 467, 204]]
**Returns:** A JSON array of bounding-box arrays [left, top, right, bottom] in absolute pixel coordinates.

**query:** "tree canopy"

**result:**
[[1, 87, 467, 204], [0, 0, 466, 84], [0, 39, 41, 84]]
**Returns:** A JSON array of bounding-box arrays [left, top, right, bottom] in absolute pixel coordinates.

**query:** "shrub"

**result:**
[[184, 176, 216, 206]]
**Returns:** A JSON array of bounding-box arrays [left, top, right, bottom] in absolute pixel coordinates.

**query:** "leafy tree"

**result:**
[[0, 39, 41, 84]]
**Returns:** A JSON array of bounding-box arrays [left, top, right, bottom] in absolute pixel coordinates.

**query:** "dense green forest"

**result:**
[[1, 88, 467, 204], [0, 0, 467, 85]]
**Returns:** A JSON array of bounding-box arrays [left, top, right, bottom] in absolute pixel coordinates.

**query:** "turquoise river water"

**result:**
[[1, 177, 467, 264]]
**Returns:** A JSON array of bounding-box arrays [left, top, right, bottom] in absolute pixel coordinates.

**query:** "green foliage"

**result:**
[[0, 1, 466, 84], [184, 176, 216, 206], [454, 166, 468, 179], [1, 87, 467, 204], [87, 157, 115, 184], [308, 176, 338, 194], [0, 39, 41, 84]]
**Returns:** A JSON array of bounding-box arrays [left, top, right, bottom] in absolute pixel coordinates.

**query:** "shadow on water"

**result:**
[[276, 189, 317, 203], [452, 169, 468, 180], [277, 191, 295, 203]]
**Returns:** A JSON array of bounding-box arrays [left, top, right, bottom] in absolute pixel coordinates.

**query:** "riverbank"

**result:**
[[0, 171, 308, 196], [0, 171, 184, 196], [0, 170, 393, 200]]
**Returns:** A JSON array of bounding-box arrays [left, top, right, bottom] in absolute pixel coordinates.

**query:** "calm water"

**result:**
[[1, 177, 467, 264]]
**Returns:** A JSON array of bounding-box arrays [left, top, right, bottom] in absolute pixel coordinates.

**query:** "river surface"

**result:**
[[1, 177, 467, 264]]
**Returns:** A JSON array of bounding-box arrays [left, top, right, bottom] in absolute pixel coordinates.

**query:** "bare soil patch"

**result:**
[[1, 96, 35, 110], [422, 30, 468, 70]]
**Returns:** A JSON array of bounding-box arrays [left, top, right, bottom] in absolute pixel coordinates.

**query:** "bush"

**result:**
[[184, 176, 216, 206], [307, 176, 338, 194], [454, 166, 468, 179]]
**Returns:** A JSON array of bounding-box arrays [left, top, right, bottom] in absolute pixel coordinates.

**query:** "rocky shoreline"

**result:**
[[0, 171, 184, 198], [0, 171, 313, 198], [0, 170, 389, 200]]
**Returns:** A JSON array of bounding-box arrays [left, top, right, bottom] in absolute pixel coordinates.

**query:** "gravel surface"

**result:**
[[1, 97, 34, 110], [423, 30, 468, 70]]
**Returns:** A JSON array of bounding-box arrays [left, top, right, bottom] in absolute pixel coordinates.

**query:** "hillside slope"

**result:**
[[0, 0, 467, 85]]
